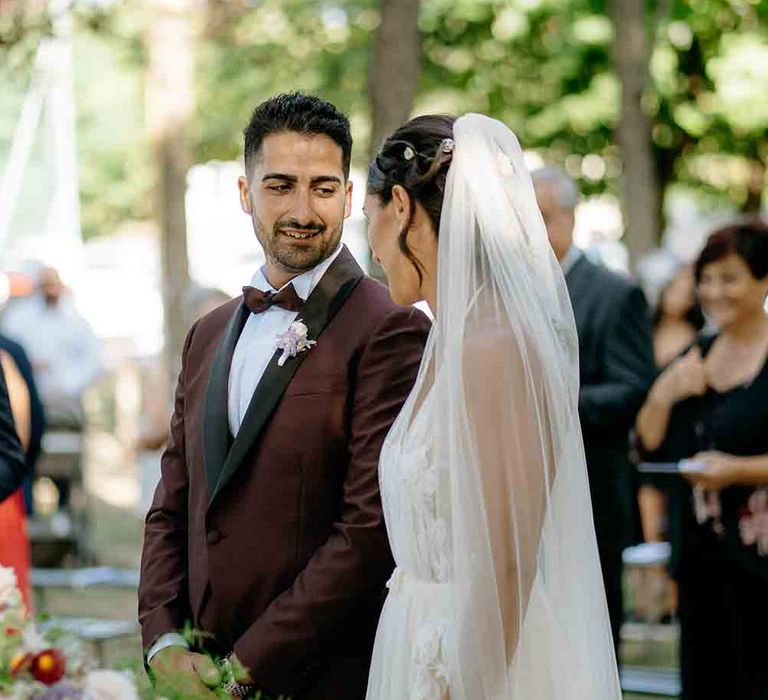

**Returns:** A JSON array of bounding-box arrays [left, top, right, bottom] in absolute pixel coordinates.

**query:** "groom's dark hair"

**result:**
[[243, 93, 352, 179]]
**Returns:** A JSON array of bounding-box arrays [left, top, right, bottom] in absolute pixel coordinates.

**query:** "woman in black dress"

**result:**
[[636, 219, 768, 700]]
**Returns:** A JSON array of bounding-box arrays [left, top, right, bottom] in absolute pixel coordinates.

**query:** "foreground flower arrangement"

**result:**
[[0, 566, 139, 699]]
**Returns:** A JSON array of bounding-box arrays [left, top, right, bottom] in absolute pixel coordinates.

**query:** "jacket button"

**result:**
[[206, 530, 221, 545]]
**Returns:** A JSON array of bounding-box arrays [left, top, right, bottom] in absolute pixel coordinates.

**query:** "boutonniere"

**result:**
[[275, 320, 317, 367]]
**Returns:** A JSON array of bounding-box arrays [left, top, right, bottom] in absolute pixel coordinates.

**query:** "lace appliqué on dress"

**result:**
[[412, 622, 449, 700], [399, 442, 450, 581]]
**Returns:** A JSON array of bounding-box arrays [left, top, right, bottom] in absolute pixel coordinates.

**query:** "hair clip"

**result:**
[[441, 138, 455, 154], [403, 146, 416, 161]]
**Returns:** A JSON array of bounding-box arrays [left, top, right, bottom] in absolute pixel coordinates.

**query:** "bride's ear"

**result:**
[[391, 185, 411, 229]]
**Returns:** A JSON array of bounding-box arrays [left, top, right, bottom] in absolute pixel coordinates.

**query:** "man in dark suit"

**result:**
[[0, 363, 27, 504], [139, 94, 430, 700], [533, 166, 655, 657]]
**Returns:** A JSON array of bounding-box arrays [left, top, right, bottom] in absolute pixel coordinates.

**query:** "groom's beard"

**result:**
[[253, 213, 343, 273]]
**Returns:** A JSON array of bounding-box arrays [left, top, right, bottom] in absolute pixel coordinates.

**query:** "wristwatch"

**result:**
[[220, 653, 256, 697]]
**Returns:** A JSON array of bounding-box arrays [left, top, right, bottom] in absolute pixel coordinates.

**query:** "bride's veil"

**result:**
[[398, 114, 622, 698]]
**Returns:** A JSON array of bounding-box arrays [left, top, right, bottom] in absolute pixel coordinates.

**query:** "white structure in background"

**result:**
[[636, 190, 742, 306], [573, 194, 628, 273], [78, 225, 164, 359], [185, 161, 266, 296], [0, 0, 84, 283], [662, 189, 737, 262]]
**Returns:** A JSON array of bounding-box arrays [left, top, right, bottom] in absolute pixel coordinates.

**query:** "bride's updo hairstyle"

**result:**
[[367, 114, 457, 281]]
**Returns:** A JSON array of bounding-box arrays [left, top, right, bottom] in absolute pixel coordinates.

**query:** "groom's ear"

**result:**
[[238, 176, 253, 215], [343, 179, 353, 219]]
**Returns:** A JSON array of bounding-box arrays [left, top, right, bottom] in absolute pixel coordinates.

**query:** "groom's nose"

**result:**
[[290, 187, 317, 223]]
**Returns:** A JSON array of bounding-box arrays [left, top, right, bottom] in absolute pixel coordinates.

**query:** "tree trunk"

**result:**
[[608, 0, 662, 269], [743, 157, 765, 213], [366, 0, 421, 280], [146, 0, 193, 388], [368, 0, 422, 158]]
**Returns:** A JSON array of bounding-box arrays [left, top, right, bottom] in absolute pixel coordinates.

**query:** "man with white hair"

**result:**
[[533, 166, 656, 658]]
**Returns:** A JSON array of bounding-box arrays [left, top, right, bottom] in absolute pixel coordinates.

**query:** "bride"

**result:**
[[362, 114, 622, 699]]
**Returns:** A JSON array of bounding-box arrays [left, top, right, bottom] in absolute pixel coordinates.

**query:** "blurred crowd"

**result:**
[[0, 265, 104, 604], [1, 173, 767, 698], [533, 167, 768, 699]]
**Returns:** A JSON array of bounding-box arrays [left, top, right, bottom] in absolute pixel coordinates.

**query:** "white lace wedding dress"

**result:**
[[365, 114, 621, 700], [366, 376, 621, 700], [367, 380, 452, 700]]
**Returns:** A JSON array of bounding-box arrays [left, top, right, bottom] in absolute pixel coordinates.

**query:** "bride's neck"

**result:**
[[422, 272, 438, 317]]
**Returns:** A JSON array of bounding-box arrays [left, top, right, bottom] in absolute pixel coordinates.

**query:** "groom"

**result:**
[[139, 93, 430, 699]]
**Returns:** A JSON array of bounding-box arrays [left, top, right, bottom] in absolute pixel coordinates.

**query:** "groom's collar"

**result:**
[[250, 243, 344, 301]]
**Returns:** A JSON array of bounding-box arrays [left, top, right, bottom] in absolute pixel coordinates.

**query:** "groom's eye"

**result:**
[[315, 187, 336, 196], [267, 183, 292, 193]]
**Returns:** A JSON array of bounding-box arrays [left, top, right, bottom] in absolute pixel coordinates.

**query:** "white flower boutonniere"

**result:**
[[276, 320, 317, 367]]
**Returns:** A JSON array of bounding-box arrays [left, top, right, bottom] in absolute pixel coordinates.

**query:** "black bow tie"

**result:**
[[242, 284, 304, 314]]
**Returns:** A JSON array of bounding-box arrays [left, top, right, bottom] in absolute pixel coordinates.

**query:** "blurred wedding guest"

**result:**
[[533, 166, 656, 656], [0, 362, 27, 504], [135, 287, 231, 515], [186, 286, 232, 325], [634, 263, 705, 621], [636, 219, 768, 700], [138, 287, 231, 453], [652, 264, 706, 367], [0, 352, 33, 609], [0, 333, 45, 514], [1, 266, 103, 510]]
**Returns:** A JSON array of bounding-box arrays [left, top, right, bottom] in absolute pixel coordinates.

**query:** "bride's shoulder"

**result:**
[[462, 321, 523, 377]]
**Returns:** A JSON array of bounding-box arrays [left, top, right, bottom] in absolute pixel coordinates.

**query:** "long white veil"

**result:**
[[400, 114, 622, 698]]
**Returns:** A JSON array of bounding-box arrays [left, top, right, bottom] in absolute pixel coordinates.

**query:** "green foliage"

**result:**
[[0, 1, 149, 240], [2, 0, 765, 239], [0, 3, 52, 74], [195, 0, 376, 165], [647, 0, 768, 207], [73, 16, 152, 239], [419, 0, 766, 206]]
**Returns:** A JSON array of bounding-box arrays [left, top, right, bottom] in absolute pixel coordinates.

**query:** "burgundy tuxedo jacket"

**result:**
[[138, 247, 430, 699]]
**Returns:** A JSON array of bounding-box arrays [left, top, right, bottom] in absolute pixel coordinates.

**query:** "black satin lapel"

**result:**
[[202, 302, 249, 496], [208, 247, 364, 505]]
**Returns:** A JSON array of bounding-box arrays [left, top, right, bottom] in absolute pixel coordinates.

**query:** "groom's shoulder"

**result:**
[[197, 296, 241, 328], [185, 297, 241, 348]]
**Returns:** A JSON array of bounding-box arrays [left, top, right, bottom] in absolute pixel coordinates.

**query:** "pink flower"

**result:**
[[739, 488, 768, 556]]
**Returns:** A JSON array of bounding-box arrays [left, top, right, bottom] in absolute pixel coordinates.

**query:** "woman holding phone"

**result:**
[[636, 219, 768, 700]]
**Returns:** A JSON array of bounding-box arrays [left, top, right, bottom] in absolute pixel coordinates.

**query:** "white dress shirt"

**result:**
[[227, 244, 343, 435], [146, 244, 343, 663]]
